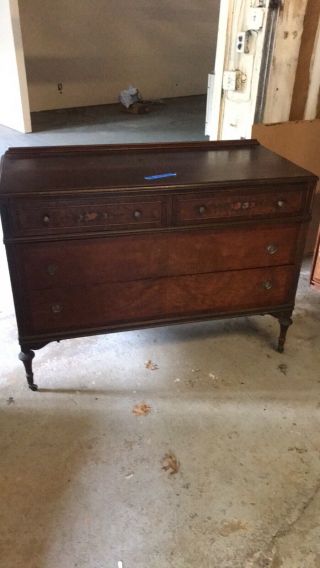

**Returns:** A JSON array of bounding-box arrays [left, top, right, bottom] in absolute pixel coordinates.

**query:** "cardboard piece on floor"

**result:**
[[252, 119, 320, 254]]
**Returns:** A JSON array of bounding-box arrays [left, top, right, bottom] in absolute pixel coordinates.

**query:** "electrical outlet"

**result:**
[[236, 32, 250, 53]]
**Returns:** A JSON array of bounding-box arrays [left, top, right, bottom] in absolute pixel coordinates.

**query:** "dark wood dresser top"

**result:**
[[0, 140, 316, 197]]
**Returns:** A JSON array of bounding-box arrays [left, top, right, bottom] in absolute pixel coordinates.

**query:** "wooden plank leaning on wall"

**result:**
[[290, 0, 320, 121], [254, 0, 320, 256], [311, 228, 320, 288]]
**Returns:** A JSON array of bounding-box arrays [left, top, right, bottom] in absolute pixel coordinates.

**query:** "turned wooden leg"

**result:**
[[276, 314, 293, 353], [19, 348, 38, 391]]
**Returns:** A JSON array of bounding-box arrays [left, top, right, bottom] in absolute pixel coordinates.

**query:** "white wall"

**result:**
[[0, 0, 31, 132], [19, 0, 219, 112]]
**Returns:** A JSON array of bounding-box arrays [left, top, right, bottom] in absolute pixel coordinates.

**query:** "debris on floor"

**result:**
[[161, 452, 180, 475], [125, 101, 150, 114], [125, 472, 134, 480], [245, 549, 279, 568], [132, 402, 151, 416], [288, 446, 308, 454], [192, 368, 200, 373], [118, 561, 123, 568], [209, 372, 220, 386], [219, 519, 248, 537], [119, 85, 141, 108], [6, 396, 14, 405], [278, 363, 288, 375], [145, 359, 158, 370], [119, 85, 150, 114]]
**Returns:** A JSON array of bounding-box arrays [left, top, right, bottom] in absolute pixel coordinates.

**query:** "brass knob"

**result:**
[[262, 280, 273, 290], [43, 215, 50, 224], [241, 201, 250, 209], [47, 264, 58, 276], [267, 244, 278, 255], [277, 200, 285, 208], [51, 303, 62, 314], [133, 210, 142, 219], [198, 205, 207, 214]]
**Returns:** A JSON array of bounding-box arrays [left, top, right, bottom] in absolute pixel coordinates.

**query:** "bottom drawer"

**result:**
[[23, 265, 296, 335]]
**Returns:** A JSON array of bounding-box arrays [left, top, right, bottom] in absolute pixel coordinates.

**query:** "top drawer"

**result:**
[[10, 195, 168, 236], [173, 186, 305, 226]]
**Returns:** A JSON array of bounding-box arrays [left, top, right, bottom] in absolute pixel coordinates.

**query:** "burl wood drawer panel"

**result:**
[[19, 223, 299, 291], [174, 186, 305, 226], [11, 196, 167, 236], [25, 265, 295, 334]]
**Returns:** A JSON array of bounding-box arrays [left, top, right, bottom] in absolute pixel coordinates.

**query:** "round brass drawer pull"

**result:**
[[51, 303, 63, 314], [47, 264, 58, 276], [241, 201, 250, 209], [267, 244, 278, 255], [43, 215, 50, 224], [262, 280, 273, 290], [133, 210, 142, 219], [277, 200, 285, 208], [198, 205, 207, 214]]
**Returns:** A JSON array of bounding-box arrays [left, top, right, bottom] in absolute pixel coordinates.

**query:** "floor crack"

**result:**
[[271, 477, 320, 545], [245, 478, 320, 567]]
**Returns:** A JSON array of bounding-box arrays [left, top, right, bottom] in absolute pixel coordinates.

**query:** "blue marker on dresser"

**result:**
[[144, 172, 177, 180]]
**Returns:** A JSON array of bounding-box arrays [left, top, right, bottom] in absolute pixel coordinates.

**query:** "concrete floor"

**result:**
[[1, 97, 320, 568], [0, 94, 207, 156]]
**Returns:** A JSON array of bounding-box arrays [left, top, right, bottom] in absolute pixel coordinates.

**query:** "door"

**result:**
[[206, 0, 277, 140], [205, 0, 317, 140]]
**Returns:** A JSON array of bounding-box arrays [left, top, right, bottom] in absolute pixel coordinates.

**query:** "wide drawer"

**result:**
[[173, 186, 305, 226], [18, 223, 300, 291], [23, 265, 295, 334], [11, 196, 167, 236]]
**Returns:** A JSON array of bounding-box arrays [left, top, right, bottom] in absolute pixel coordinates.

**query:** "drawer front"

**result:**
[[174, 186, 305, 226], [12, 196, 167, 235], [18, 223, 299, 291], [24, 265, 295, 334]]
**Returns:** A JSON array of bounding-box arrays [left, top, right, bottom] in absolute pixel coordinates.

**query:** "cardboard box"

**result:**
[[252, 119, 320, 254]]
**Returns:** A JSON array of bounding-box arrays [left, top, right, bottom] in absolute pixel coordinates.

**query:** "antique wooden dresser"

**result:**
[[0, 140, 317, 390]]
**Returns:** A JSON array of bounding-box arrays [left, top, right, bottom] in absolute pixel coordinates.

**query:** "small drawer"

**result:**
[[12, 196, 167, 236], [173, 186, 305, 226]]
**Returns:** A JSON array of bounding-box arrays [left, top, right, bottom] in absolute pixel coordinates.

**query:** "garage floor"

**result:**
[[1, 96, 320, 568]]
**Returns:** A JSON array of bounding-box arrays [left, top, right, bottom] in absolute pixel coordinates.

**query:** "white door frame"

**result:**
[[0, 0, 31, 133]]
